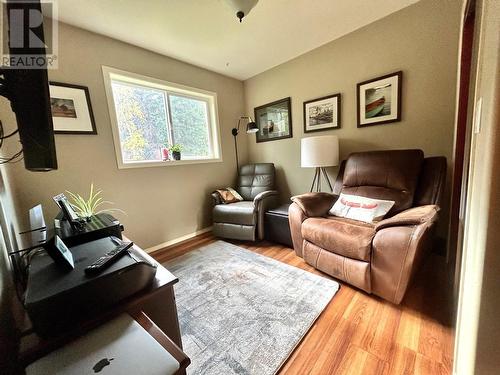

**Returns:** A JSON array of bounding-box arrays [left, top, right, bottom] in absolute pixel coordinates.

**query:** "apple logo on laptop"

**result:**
[[93, 358, 114, 373]]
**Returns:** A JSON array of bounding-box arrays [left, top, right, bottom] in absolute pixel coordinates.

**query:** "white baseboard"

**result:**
[[145, 226, 213, 254]]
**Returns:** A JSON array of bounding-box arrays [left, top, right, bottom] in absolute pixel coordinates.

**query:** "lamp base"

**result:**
[[310, 167, 333, 192]]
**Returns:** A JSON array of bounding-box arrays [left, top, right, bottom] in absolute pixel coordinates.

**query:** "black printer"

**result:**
[[52, 193, 123, 246], [55, 212, 124, 246]]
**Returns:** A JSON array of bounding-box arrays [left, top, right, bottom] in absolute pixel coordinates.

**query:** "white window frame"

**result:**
[[102, 66, 222, 169]]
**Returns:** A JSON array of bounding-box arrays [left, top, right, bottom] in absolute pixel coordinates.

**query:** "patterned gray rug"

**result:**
[[164, 240, 339, 375]]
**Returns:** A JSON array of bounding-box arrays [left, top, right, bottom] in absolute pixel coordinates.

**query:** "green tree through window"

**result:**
[[109, 77, 215, 165], [169, 94, 209, 158], [112, 82, 168, 162]]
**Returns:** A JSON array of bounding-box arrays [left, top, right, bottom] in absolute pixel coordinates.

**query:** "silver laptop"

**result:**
[[26, 314, 180, 375]]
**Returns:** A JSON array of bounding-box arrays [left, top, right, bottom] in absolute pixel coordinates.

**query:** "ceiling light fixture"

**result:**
[[224, 0, 259, 22]]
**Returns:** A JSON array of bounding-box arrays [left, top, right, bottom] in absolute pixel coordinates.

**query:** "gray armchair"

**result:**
[[212, 163, 279, 241]]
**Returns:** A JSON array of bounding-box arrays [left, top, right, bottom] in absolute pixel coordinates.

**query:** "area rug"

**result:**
[[164, 240, 339, 375]]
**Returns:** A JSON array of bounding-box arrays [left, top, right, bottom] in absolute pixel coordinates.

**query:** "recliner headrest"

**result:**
[[342, 149, 424, 214]]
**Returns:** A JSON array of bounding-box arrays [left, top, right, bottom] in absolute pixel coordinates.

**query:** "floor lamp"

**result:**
[[301, 135, 339, 192], [232, 116, 258, 171]]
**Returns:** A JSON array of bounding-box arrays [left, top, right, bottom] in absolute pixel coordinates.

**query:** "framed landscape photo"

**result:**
[[254, 97, 292, 143], [303, 93, 341, 133], [49, 82, 97, 134], [357, 71, 402, 127]]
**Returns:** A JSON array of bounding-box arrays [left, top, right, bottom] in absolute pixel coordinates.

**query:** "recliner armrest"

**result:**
[[290, 192, 337, 217], [211, 192, 222, 205], [375, 205, 439, 231], [253, 190, 280, 241], [371, 205, 439, 304], [253, 190, 279, 206]]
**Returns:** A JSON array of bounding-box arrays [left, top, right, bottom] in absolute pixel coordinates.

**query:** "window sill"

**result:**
[[117, 157, 223, 170]]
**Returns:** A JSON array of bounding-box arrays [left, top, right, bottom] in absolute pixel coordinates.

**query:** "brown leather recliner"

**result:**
[[289, 150, 446, 304]]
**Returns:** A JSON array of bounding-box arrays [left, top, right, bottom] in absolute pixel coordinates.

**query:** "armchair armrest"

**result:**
[[211, 192, 222, 205], [375, 205, 439, 231], [290, 192, 337, 217], [371, 204, 440, 304], [253, 190, 280, 241], [253, 190, 279, 205]]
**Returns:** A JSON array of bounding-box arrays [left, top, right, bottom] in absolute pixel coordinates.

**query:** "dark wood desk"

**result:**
[[18, 243, 183, 368]]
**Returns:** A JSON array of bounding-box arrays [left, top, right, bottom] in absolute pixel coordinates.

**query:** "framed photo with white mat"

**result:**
[[303, 93, 341, 133], [49, 82, 97, 134], [357, 71, 402, 127]]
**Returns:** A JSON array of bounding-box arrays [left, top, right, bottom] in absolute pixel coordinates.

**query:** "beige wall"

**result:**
[[474, 74, 500, 375], [0, 22, 245, 249], [454, 1, 500, 374], [244, 0, 462, 238]]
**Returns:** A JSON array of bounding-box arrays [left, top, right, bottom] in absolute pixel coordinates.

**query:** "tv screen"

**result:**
[[1, 0, 58, 171]]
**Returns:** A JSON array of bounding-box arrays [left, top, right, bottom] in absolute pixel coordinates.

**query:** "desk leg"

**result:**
[[140, 286, 183, 349]]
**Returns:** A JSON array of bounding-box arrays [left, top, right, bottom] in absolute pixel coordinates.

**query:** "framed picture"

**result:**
[[357, 71, 402, 127], [254, 97, 292, 143], [49, 82, 97, 134], [303, 93, 341, 133]]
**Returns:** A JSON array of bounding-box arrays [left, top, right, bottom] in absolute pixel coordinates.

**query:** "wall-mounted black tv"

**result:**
[[0, 0, 58, 171]]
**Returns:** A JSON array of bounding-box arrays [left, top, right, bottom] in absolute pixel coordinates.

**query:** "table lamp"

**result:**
[[301, 135, 339, 192]]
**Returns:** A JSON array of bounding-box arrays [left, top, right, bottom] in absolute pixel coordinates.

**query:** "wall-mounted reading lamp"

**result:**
[[232, 116, 258, 171]]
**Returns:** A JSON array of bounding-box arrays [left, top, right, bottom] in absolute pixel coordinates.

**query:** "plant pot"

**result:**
[[172, 151, 181, 160]]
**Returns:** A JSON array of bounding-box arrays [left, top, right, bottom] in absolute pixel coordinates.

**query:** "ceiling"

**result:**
[[45, 0, 420, 80]]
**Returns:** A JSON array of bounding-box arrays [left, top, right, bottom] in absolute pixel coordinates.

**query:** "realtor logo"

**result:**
[[1, 0, 58, 69]]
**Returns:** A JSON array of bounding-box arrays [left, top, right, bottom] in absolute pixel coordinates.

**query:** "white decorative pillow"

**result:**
[[329, 193, 395, 223]]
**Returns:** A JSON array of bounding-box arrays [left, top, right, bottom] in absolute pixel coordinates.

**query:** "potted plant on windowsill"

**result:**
[[169, 144, 182, 160]]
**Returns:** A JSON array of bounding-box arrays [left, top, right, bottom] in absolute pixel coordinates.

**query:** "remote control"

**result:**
[[84, 241, 134, 275]]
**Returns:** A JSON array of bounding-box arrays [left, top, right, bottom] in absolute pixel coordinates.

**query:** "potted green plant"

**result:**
[[66, 183, 125, 221], [169, 144, 182, 160]]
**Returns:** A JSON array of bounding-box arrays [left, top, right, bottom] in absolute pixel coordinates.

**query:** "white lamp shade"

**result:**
[[301, 135, 339, 168]]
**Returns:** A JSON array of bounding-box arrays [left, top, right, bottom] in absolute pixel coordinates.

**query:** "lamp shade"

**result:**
[[301, 135, 339, 168], [246, 121, 258, 133]]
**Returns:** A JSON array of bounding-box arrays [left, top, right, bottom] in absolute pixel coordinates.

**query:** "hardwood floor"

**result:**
[[152, 234, 455, 375]]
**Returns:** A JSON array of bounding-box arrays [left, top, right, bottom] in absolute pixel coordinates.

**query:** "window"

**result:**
[[102, 66, 221, 168]]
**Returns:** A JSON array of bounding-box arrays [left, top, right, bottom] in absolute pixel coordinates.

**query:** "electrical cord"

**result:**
[[0, 120, 23, 163], [0, 149, 23, 164], [14, 281, 25, 306], [7, 238, 47, 256], [9, 246, 45, 305], [9, 252, 28, 305], [0, 129, 18, 140], [25, 247, 44, 264]]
